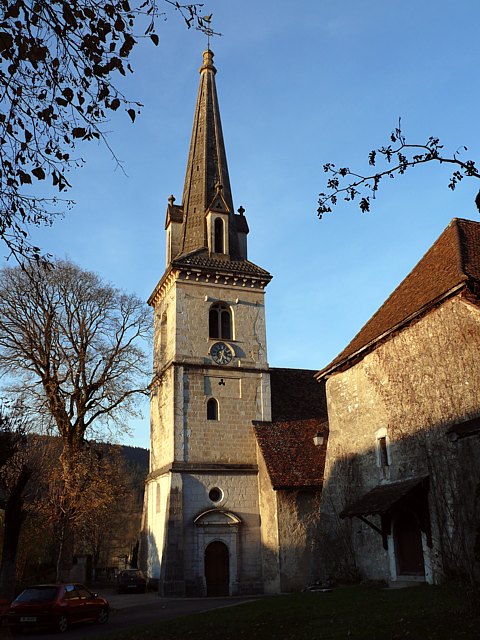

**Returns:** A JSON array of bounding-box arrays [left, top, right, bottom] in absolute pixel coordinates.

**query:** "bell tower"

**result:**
[[144, 50, 272, 596]]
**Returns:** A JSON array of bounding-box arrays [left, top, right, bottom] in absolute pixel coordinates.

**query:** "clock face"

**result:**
[[211, 342, 233, 365]]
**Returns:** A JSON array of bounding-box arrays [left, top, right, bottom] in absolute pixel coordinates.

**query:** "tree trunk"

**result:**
[[0, 466, 31, 599], [55, 516, 75, 582]]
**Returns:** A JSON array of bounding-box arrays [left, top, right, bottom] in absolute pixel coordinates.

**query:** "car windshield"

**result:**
[[121, 570, 141, 577], [15, 587, 58, 603]]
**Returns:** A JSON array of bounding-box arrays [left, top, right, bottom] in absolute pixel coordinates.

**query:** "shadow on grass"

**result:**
[[98, 585, 480, 640]]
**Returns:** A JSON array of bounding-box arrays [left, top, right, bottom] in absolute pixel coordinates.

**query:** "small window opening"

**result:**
[[156, 484, 161, 513], [160, 312, 167, 361], [214, 218, 224, 253], [207, 398, 218, 420], [378, 436, 389, 466]]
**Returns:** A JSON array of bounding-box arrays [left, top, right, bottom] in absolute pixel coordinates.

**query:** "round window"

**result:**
[[208, 487, 223, 503]]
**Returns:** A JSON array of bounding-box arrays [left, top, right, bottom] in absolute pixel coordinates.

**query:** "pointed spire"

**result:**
[[179, 50, 234, 255]]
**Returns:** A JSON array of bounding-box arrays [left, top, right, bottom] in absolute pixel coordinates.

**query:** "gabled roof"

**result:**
[[253, 368, 328, 490], [318, 218, 480, 378]]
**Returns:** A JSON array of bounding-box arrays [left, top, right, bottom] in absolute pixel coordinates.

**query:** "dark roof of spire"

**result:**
[[172, 249, 271, 278], [180, 49, 235, 255], [318, 218, 480, 378]]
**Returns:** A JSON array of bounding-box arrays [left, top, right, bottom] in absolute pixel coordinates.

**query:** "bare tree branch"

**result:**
[[0, 0, 210, 262], [318, 119, 480, 217]]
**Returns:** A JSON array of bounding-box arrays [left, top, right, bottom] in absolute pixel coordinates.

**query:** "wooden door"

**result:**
[[205, 541, 229, 596], [394, 512, 425, 576]]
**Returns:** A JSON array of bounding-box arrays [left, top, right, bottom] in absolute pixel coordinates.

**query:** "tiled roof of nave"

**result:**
[[318, 218, 480, 377]]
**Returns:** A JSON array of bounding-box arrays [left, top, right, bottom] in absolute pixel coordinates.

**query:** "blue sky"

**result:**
[[20, 0, 480, 449]]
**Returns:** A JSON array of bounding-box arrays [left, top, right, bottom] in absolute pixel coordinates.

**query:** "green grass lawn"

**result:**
[[102, 585, 479, 640]]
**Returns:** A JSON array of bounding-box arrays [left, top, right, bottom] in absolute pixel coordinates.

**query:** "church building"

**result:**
[[142, 50, 327, 596], [142, 48, 480, 594]]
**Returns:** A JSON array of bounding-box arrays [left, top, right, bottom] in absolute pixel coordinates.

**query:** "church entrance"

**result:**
[[393, 511, 425, 577], [205, 541, 229, 596]]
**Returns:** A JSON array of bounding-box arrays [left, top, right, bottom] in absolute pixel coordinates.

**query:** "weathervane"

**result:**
[[200, 13, 222, 49]]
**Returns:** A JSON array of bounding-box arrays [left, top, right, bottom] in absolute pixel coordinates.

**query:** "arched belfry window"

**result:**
[[207, 398, 219, 420], [214, 218, 224, 254], [209, 303, 232, 340]]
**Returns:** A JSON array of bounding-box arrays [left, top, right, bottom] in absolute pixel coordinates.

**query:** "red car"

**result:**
[[7, 583, 109, 633]]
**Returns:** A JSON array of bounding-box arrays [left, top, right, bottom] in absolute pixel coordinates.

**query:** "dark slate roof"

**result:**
[[172, 249, 272, 278], [318, 218, 480, 377], [234, 213, 249, 234], [340, 475, 429, 518], [180, 50, 234, 255], [270, 367, 327, 421], [253, 368, 328, 490], [164, 203, 183, 229]]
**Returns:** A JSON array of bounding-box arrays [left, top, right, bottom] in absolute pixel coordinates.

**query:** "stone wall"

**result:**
[[277, 490, 323, 591], [174, 280, 269, 369], [144, 474, 172, 580], [257, 448, 281, 593], [320, 296, 480, 584]]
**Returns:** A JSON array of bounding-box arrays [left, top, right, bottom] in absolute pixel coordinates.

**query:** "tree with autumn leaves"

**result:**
[[0, 259, 151, 584]]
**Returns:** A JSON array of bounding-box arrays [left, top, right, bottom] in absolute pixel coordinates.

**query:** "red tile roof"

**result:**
[[253, 368, 328, 490], [318, 218, 480, 378]]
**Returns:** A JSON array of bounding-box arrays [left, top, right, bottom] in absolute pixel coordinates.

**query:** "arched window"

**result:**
[[209, 303, 232, 340], [214, 218, 224, 253], [207, 398, 219, 420]]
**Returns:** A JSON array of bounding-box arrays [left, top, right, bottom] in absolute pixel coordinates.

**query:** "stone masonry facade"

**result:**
[[319, 295, 480, 584]]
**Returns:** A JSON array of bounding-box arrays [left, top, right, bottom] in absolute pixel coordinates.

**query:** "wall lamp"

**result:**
[[313, 433, 325, 447]]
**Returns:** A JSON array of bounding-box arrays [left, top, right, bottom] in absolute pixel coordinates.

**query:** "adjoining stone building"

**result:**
[[316, 218, 480, 585], [142, 50, 327, 596]]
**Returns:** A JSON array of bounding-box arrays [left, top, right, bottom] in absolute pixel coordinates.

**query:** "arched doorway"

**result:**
[[205, 541, 229, 596], [394, 511, 425, 577]]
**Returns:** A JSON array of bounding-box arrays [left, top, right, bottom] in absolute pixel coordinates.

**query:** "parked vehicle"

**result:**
[[7, 583, 109, 633], [117, 569, 148, 593], [0, 598, 11, 624]]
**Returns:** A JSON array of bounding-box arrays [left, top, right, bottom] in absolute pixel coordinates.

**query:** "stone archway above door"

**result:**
[[193, 508, 242, 527]]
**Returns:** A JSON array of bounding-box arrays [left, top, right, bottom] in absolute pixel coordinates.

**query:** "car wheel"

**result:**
[[97, 608, 109, 625], [57, 614, 68, 633]]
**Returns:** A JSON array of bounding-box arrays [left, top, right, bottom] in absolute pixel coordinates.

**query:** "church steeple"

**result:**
[[166, 50, 249, 263], [182, 49, 233, 246]]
